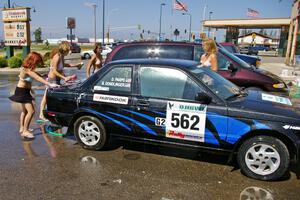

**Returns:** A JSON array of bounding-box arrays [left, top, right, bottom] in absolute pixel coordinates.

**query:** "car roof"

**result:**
[[107, 58, 200, 70], [117, 41, 201, 46]]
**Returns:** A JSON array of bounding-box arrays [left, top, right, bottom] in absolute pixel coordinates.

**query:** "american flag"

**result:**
[[247, 8, 259, 17], [173, 0, 188, 12]]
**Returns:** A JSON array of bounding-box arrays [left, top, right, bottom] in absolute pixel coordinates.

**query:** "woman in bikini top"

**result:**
[[86, 43, 103, 78], [200, 38, 218, 72]]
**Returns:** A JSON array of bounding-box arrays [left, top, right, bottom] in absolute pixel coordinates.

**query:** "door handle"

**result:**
[[137, 100, 149, 107]]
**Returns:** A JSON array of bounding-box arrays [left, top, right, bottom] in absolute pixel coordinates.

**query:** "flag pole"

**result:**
[[201, 5, 207, 33]]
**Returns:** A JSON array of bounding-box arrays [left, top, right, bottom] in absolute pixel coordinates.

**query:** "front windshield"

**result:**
[[190, 66, 241, 100]]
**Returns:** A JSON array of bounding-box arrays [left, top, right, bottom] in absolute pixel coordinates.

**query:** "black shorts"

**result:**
[[9, 87, 34, 103]]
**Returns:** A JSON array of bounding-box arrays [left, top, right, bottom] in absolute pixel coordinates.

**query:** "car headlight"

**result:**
[[273, 83, 285, 89], [256, 60, 261, 67]]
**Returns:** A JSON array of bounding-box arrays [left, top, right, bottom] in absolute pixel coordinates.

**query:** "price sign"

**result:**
[[166, 101, 207, 142], [4, 22, 30, 46]]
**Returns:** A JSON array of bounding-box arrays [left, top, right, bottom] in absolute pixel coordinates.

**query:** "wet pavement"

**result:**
[[0, 67, 300, 200]]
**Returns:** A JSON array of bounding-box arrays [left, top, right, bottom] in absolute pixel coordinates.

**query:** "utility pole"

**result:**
[[102, 0, 105, 44], [159, 3, 166, 41], [183, 13, 192, 42]]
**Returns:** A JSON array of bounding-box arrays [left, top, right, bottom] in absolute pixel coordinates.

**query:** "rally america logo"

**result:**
[[283, 125, 300, 130]]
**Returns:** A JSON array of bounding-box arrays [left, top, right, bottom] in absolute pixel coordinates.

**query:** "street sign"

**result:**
[[67, 34, 75, 40], [66, 17, 76, 29], [4, 22, 30, 46]]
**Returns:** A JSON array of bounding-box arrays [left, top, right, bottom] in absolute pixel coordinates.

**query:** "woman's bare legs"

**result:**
[[22, 102, 35, 136], [39, 90, 47, 120], [19, 104, 27, 133]]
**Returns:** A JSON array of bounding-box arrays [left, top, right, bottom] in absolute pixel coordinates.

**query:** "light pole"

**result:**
[[159, 3, 165, 41], [85, 3, 98, 44], [102, 0, 105, 45], [208, 11, 213, 38], [107, 8, 119, 44], [182, 13, 192, 42]]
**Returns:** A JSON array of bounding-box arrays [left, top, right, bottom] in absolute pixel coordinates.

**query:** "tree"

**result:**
[[33, 27, 42, 43]]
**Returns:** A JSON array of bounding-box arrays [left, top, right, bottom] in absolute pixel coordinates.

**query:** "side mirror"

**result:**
[[228, 63, 238, 72], [195, 92, 212, 104]]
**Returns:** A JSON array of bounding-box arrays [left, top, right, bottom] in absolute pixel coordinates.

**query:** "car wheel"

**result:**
[[74, 116, 108, 150], [237, 135, 289, 181], [84, 53, 91, 59]]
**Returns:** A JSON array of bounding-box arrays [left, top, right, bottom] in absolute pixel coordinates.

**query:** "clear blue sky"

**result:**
[[0, 0, 293, 41]]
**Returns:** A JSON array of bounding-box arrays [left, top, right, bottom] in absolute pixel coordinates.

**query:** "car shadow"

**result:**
[[104, 139, 298, 182]]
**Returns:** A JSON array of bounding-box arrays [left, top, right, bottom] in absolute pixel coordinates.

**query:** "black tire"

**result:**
[[237, 135, 289, 181], [74, 116, 108, 150], [84, 53, 91, 59]]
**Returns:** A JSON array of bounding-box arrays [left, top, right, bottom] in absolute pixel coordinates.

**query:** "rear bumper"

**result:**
[[44, 110, 73, 127]]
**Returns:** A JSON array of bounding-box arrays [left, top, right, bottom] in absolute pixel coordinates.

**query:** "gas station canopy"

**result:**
[[204, 18, 291, 29]]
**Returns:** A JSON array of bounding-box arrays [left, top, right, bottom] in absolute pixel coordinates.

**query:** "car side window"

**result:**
[[194, 46, 204, 62], [140, 66, 203, 100], [94, 66, 132, 93], [217, 52, 231, 71]]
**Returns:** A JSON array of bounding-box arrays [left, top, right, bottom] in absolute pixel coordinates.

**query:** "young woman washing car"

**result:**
[[39, 41, 83, 120], [86, 43, 103, 78], [200, 38, 218, 72], [9, 52, 59, 140]]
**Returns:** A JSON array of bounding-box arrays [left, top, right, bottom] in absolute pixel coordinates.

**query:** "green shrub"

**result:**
[[8, 56, 23, 68], [15, 53, 23, 59], [0, 57, 8, 68]]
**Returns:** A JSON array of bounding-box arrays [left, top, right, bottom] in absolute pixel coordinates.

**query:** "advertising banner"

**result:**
[[2, 7, 31, 22]]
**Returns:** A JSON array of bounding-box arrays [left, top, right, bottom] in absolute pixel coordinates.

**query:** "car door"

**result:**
[[130, 65, 228, 148], [78, 65, 135, 136]]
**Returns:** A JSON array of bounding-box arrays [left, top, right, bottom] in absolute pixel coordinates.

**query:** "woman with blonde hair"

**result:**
[[200, 38, 218, 72], [86, 43, 103, 77], [39, 41, 83, 120], [9, 52, 58, 140]]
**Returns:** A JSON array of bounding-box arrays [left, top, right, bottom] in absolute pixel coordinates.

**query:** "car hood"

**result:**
[[228, 90, 300, 124], [253, 68, 284, 83]]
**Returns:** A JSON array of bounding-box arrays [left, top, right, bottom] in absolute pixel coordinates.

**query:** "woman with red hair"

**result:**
[[9, 52, 58, 140]]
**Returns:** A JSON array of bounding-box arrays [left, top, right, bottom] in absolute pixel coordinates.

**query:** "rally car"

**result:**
[[45, 59, 300, 181]]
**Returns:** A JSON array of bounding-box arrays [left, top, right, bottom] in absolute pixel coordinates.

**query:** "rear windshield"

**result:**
[[112, 45, 194, 61]]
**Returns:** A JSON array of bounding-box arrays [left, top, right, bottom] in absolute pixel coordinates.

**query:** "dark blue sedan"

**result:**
[[45, 59, 300, 181]]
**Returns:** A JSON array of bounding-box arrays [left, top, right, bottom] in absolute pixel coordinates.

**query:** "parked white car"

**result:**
[[80, 46, 112, 59]]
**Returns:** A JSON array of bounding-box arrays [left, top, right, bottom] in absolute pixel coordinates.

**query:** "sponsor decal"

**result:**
[[283, 125, 300, 130], [93, 86, 109, 91], [155, 117, 165, 126], [166, 101, 207, 142], [93, 94, 128, 105], [167, 130, 204, 142], [261, 93, 292, 106], [101, 77, 132, 88]]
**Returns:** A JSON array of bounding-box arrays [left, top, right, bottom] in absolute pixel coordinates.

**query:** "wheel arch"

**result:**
[[232, 129, 298, 162], [67, 110, 106, 135]]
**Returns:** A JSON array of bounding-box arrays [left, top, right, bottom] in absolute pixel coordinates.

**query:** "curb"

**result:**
[[0, 67, 50, 75]]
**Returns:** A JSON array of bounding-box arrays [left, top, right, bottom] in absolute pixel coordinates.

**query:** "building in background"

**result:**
[[238, 32, 279, 48], [286, 0, 300, 66]]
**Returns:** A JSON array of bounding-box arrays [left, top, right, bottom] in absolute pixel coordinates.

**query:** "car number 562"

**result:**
[[171, 113, 200, 131]]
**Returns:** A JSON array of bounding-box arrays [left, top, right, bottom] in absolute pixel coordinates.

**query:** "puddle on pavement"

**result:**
[[123, 153, 141, 160], [240, 186, 274, 200]]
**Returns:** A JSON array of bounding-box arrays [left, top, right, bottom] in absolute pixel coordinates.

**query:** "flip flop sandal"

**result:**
[[19, 128, 34, 133], [21, 132, 35, 140]]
